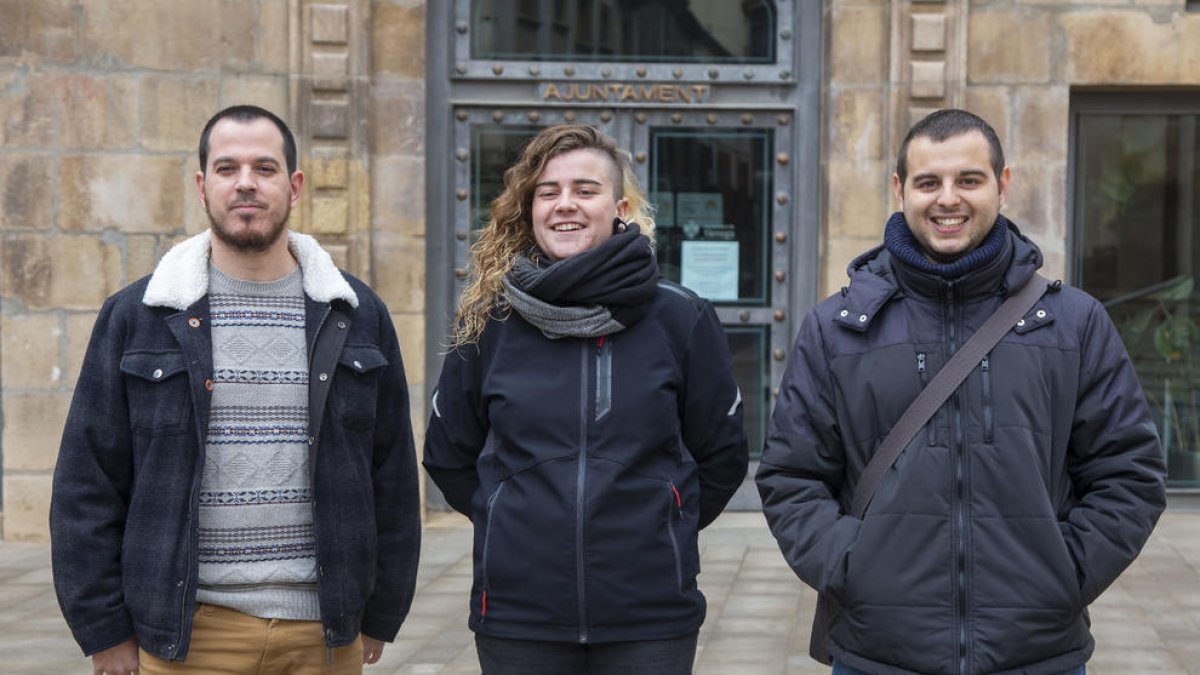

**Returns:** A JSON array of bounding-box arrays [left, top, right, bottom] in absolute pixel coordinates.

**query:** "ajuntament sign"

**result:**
[[542, 82, 712, 104]]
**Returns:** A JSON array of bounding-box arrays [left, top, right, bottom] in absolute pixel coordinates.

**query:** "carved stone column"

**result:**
[[886, 0, 966, 156], [290, 0, 372, 279]]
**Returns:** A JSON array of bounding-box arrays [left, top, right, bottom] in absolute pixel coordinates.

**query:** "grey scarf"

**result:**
[[502, 225, 658, 340], [502, 278, 625, 339]]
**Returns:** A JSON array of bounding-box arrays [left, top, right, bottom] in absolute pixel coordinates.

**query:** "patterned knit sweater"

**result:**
[[195, 264, 320, 620]]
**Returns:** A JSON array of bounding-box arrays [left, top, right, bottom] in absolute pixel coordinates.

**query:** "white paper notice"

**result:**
[[681, 241, 739, 301]]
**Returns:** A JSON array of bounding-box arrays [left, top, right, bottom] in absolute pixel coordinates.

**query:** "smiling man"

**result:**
[[51, 105, 421, 675], [756, 109, 1166, 675]]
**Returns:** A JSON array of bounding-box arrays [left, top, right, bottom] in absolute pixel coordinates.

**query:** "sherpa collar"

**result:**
[[142, 230, 359, 310]]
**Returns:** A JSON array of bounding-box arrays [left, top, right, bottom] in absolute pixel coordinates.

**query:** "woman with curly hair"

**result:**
[[424, 124, 748, 674]]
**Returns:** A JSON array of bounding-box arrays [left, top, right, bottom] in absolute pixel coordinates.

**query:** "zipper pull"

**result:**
[[670, 483, 683, 517], [917, 352, 926, 373], [981, 355, 990, 372]]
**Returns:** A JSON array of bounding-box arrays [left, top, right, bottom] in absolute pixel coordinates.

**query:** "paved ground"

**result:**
[[3, 511, 1197, 674]]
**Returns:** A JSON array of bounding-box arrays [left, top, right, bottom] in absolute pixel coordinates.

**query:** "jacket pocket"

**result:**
[[666, 482, 684, 591], [330, 345, 389, 431], [120, 350, 190, 434], [479, 481, 506, 621]]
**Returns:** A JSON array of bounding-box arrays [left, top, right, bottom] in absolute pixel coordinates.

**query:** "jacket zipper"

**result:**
[[917, 352, 934, 446], [576, 342, 590, 643], [667, 483, 684, 591], [981, 355, 993, 444], [479, 481, 506, 622], [945, 282, 969, 675]]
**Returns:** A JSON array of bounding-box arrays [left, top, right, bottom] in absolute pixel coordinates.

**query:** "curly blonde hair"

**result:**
[[451, 125, 657, 347]]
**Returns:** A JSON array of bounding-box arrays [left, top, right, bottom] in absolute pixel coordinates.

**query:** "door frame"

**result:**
[[425, 1, 822, 509]]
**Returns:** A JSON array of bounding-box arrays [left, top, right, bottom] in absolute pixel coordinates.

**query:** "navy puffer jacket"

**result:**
[[425, 280, 748, 644], [756, 222, 1166, 675]]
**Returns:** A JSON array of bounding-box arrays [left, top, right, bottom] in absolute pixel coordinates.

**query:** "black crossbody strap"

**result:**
[[849, 273, 1051, 519]]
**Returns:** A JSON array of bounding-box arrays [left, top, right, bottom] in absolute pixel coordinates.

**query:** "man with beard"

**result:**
[[51, 105, 421, 675]]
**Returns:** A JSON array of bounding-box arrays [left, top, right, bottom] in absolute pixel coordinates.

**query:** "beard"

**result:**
[[207, 202, 290, 253]]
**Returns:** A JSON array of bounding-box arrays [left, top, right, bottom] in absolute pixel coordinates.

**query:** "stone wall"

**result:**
[[822, 0, 1200, 299], [0, 0, 428, 541]]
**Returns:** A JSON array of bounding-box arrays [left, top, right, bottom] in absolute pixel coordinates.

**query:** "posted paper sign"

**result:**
[[682, 241, 739, 301]]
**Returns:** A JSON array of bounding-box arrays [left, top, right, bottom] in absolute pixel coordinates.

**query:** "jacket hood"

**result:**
[[836, 218, 1045, 332], [142, 230, 359, 310]]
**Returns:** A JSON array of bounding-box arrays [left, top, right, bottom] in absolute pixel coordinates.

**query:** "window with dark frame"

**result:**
[[1071, 92, 1200, 489]]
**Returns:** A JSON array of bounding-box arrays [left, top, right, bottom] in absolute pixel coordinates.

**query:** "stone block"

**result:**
[[140, 75, 220, 153], [391, 311, 425, 387], [1002, 159, 1063, 238], [373, 2, 426, 78], [219, 0, 257, 70], [830, 5, 887, 84], [1061, 12, 1185, 83], [828, 88, 884, 163], [59, 155, 185, 233], [313, 51, 350, 91], [370, 80, 426, 155], [826, 159, 890, 240], [910, 61, 946, 99], [912, 13, 946, 52], [220, 75, 289, 115], [822, 236, 881, 300], [1, 313, 62, 389], [184, 173, 212, 235], [0, 0, 78, 64], [65, 311, 99, 389], [371, 156, 425, 236], [908, 106, 940, 130], [2, 474, 53, 542], [310, 155, 349, 189], [312, 4, 350, 44], [1011, 86, 1069, 162], [2, 393, 72, 471], [0, 234, 123, 310], [968, 9, 1052, 83], [324, 241, 350, 269], [257, 0, 292, 73], [311, 195, 350, 234], [126, 234, 160, 283], [312, 100, 351, 139], [963, 87, 1010, 148], [1, 72, 137, 149], [372, 232, 425, 313], [0, 153, 56, 230], [81, 0, 222, 71]]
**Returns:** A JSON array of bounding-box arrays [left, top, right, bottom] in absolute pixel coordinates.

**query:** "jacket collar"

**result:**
[[836, 217, 1044, 332], [142, 229, 359, 310]]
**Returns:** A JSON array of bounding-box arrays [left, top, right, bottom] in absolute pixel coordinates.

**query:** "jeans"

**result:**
[[832, 661, 1086, 675], [475, 631, 699, 675]]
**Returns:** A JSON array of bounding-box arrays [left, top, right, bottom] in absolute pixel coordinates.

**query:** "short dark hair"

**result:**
[[198, 105, 297, 175], [895, 109, 1005, 188]]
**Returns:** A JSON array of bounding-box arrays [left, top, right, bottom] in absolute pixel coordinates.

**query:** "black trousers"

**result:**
[[475, 631, 699, 675]]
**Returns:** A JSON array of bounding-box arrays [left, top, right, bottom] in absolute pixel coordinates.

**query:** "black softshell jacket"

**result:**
[[425, 280, 748, 644], [756, 223, 1166, 675]]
